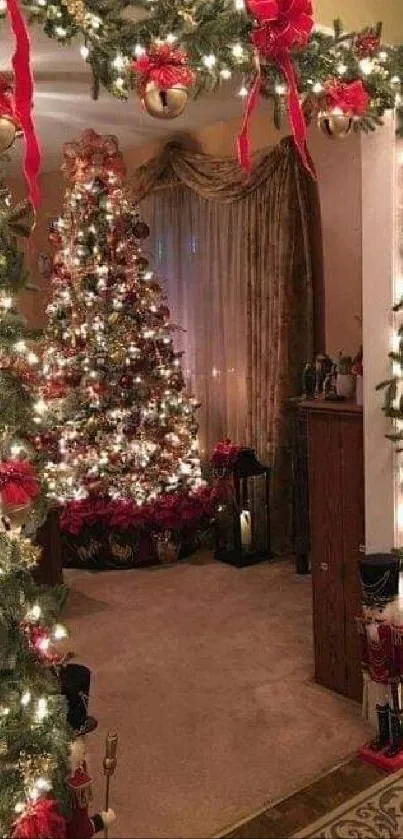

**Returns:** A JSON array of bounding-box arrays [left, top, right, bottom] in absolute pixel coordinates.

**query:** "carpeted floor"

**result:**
[[64, 554, 372, 839]]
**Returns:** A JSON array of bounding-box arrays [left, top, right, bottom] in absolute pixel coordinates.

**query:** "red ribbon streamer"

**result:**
[[6, 0, 41, 208], [239, 0, 315, 178]]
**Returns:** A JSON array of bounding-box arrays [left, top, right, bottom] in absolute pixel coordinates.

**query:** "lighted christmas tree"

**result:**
[[41, 130, 203, 509], [0, 170, 71, 837]]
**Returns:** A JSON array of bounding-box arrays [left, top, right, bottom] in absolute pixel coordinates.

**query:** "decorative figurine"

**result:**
[[357, 554, 403, 769], [302, 362, 316, 398]]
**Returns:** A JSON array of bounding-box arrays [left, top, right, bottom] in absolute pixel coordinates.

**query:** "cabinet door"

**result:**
[[308, 413, 346, 694], [340, 415, 364, 702]]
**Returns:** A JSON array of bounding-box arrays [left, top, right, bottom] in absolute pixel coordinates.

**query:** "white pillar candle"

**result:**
[[240, 509, 252, 550]]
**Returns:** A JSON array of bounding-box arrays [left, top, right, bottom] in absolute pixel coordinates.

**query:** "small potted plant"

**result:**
[[336, 352, 355, 399]]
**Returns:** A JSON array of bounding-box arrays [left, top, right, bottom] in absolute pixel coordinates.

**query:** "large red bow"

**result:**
[[0, 459, 40, 507], [324, 79, 369, 117], [4, 0, 41, 208], [132, 44, 195, 97], [238, 0, 315, 177]]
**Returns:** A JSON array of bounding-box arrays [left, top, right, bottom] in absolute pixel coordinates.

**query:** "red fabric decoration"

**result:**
[[324, 79, 369, 117], [239, 0, 314, 177], [132, 44, 195, 97], [5, 0, 41, 208], [11, 800, 66, 839], [63, 129, 126, 184], [0, 459, 40, 507], [355, 29, 381, 59]]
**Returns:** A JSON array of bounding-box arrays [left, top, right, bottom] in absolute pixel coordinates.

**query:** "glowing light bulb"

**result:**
[[14, 340, 27, 352], [53, 624, 67, 640], [0, 0, 6, 10], [275, 83, 286, 94], [55, 26, 67, 38], [359, 58, 374, 76], [112, 53, 125, 70], [27, 604, 42, 620], [238, 85, 248, 97], [80, 45, 89, 59], [313, 82, 323, 93], [34, 399, 47, 415], [234, 0, 245, 8], [134, 43, 145, 57], [220, 68, 232, 79], [203, 54, 216, 70], [232, 43, 243, 59], [166, 33, 176, 44], [21, 691, 31, 706], [35, 697, 48, 722], [337, 63, 347, 75], [27, 352, 38, 365]]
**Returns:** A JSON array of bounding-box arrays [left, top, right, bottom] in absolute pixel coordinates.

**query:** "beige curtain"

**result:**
[[132, 137, 322, 551]]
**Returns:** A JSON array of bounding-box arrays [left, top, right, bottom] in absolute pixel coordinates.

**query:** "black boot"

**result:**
[[385, 710, 403, 757], [370, 703, 390, 751]]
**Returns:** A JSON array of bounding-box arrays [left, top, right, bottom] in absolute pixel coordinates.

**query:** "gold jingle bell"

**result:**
[[318, 111, 353, 139], [142, 81, 188, 120], [0, 115, 20, 154], [2, 501, 33, 530]]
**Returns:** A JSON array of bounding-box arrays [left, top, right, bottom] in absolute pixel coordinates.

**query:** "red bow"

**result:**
[[11, 800, 66, 839], [0, 459, 40, 507], [239, 0, 315, 177], [4, 0, 41, 208], [324, 79, 369, 117], [132, 45, 195, 97]]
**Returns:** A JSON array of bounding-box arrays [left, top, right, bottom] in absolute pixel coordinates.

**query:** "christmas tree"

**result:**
[[0, 169, 71, 836], [41, 130, 203, 510]]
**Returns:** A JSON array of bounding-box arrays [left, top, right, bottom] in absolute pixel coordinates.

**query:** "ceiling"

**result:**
[[2, 26, 245, 173]]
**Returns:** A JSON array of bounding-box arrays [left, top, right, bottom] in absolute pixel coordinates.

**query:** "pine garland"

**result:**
[[3, 2, 402, 133]]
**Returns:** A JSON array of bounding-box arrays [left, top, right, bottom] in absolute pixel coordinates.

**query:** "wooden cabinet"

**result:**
[[302, 401, 364, 702]]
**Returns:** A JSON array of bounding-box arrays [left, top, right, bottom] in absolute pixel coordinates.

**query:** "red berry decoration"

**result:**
[[355, 29, 381, 59]]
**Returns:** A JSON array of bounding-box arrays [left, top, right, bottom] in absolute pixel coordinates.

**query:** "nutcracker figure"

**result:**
[[66, 737, 116, 839], [357, 554, 403, 767]]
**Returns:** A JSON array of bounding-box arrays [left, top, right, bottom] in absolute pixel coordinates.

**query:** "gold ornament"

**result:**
[[1, 501, 33, 530], [62, 0, 86, 25], [318, 112, 353, 139], [0, 116, 19, 154], [18, 537, 41, 569], [142, 82, 188, 120]]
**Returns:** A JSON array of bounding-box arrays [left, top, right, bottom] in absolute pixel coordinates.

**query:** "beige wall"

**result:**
[[315, 0, 403, 43]]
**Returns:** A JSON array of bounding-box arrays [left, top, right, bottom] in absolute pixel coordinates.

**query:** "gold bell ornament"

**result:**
[[142, 81, 188, 120], [132, 44, 194, 121], [0, 115, 21, 153], [318, 111, 353, 139]]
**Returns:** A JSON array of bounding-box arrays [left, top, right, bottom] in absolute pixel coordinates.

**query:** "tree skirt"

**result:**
[[293, 770, 403, 838]]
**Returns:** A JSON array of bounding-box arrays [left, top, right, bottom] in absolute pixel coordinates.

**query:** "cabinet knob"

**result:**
[[320, 562, 329, 572]]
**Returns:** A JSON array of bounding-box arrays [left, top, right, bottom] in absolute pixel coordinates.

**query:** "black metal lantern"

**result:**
[[214, 448, 271, 568]]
